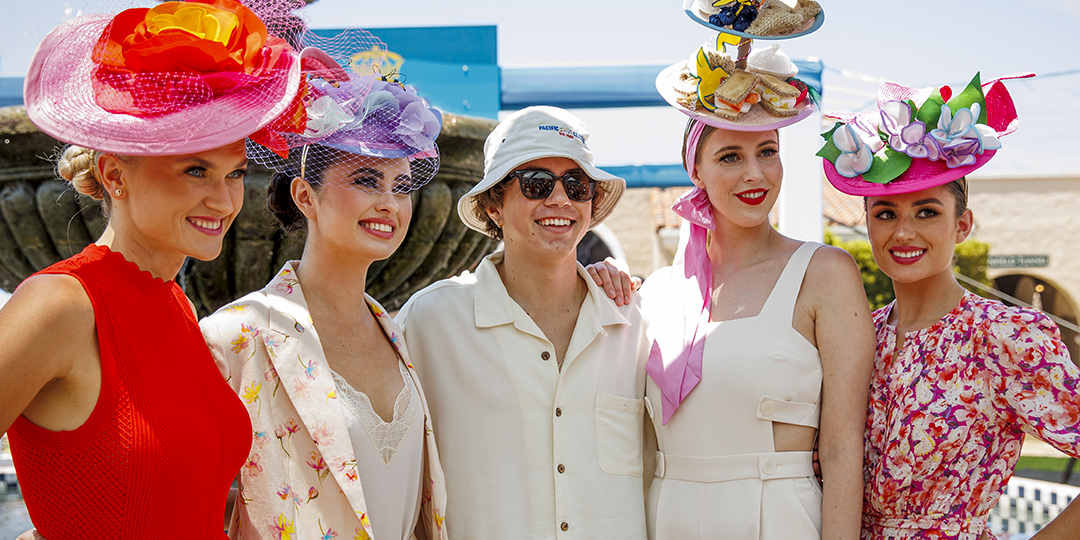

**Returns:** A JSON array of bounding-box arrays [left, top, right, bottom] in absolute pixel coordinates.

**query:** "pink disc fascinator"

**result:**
[[23, 0, 305, 156], [246, 27, 443, 194], [818, 72, 1033, 196]]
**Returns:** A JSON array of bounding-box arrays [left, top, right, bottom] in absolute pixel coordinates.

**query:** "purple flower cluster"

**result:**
[[880, 100, 1001, 169]]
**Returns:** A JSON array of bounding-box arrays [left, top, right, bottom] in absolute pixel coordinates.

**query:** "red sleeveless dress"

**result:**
[[7, 244, 251, 539]]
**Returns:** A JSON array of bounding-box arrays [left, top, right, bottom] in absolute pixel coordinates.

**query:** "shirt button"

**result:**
[[557, 464, 565, 474], [760, 400, 776, 416], [541, 351, 551, 360], [555, 408, 562, 417], [761, 458, 777, 475], [561, 522, 569, 532]]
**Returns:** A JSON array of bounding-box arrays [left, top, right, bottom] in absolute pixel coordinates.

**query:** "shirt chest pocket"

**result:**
[[595, 392, 645, 476]]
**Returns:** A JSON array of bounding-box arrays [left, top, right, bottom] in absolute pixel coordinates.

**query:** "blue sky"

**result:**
[[3, 0, 1078, 174]]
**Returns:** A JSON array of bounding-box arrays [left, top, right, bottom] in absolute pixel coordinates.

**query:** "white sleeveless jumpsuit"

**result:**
[[645, 242, 824, 539]]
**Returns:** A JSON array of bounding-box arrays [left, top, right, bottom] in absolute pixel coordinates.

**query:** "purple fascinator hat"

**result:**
[[311, 78, 442, 161], [247, 26, 442, 193]]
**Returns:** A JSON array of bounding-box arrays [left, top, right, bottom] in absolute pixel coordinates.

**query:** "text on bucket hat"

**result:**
[[818, 72, 1034, 197], [456, 106, 625, 237], [24, 0, 304, 156]]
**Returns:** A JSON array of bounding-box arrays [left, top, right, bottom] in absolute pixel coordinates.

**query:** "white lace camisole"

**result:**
[[331, 361, 424, 540]]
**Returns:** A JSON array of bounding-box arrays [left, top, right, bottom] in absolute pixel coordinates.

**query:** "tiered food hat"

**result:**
[[657, 0, 823, 132], [650, 0, 827, 425]]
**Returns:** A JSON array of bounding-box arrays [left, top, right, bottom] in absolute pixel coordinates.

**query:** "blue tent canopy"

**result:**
[[501, 59, 823, 110]]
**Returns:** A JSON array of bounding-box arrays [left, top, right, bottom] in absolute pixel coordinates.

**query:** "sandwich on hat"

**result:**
[[656, 38, 816, 131], [24, 0, 304, 156], [818, 72, 1033, 197], [457, 106, 625, 237]]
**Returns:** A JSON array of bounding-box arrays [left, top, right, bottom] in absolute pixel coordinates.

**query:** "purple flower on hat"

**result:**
[[879, 100, 943, 161], [832, 124, 880, 178], [930, 103, 1001, 168], [395, 99, 442, 152], [297, 77, 441, 158]]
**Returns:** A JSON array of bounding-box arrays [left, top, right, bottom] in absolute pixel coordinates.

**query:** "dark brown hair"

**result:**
[[942, 177, 969, 218], [266, 145, 342, 232]]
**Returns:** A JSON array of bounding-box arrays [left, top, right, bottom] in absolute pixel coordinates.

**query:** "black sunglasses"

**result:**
[[510, 169, 598, 202]]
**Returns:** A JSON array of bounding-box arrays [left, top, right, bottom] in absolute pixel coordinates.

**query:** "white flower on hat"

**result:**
[[833, 124, 880, 177], [304, 95, 354, 138]]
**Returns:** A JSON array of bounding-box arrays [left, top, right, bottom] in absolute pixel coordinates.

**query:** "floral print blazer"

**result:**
[[200, 262, 449, 540]]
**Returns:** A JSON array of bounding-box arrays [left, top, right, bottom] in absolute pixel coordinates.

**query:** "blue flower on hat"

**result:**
[[708, 0, 758, 31], [832, 124, 880, 178]]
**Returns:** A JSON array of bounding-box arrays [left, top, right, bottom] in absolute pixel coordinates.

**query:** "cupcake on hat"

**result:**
[[656, 35, 817, 131], [24, 0, 306, 156], [818, 72, 1034, 196]]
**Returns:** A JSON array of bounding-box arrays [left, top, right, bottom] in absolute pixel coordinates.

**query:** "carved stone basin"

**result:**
[[0, 106, 498, 313]]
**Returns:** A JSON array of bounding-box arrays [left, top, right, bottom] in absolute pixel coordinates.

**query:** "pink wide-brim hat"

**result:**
[[823, 73, 1031, 197], [24, 12, 301, 156]]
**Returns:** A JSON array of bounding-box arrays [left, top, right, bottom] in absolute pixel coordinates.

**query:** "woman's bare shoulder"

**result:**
[[2, 273, 95, 331]]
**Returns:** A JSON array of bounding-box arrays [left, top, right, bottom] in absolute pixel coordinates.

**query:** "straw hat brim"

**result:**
[[656, 63, 814, 132]]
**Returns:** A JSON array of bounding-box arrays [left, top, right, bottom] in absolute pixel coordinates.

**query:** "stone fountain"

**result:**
[[0, 105, 498, 314]]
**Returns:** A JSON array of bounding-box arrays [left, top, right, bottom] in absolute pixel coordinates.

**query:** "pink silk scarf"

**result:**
[[646, 120, 716, 425]]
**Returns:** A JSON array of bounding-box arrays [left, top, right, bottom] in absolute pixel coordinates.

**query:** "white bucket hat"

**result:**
[[457, 106, 625, 237]]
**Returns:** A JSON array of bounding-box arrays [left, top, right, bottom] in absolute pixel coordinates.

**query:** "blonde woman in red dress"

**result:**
[[0, 1, 304, 537]]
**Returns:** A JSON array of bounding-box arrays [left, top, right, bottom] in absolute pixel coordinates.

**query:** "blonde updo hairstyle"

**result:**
[[55, 145, 133, 216]]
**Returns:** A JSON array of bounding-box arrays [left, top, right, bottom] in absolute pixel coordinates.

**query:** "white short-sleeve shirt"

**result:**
[[397, 252, 651, 540]]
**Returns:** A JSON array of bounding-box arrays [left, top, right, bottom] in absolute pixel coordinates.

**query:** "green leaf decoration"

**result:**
[[915, 87, 946, 128], [820, 121, 841, 140], [945, 72, 987, 124], [817, 137, 842, 163], [861, 147, 912, 184], [817, 122, 843, 163]]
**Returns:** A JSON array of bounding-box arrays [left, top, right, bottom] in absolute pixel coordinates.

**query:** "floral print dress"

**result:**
[[863, 291, 1080, 540], [200, 262, 449, 540]]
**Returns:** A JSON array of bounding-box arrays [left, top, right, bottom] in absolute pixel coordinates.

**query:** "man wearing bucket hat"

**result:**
[[396, 106, 652, 539]]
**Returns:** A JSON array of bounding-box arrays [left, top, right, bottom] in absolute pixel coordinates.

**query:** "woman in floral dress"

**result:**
[[199, 62, 449, 540], [820, 73, 1080, 539]]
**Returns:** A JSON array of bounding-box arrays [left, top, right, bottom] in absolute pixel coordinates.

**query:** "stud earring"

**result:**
[[115, 189, 123, 197]]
